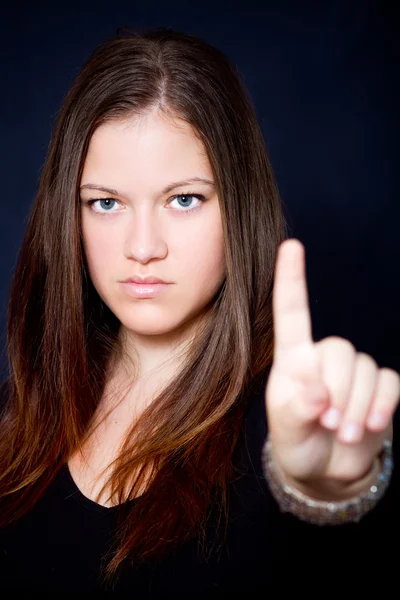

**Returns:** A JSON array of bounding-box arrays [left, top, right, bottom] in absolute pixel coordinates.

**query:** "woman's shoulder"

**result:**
[[234, 366, 271, 477], [243, 364, 271, 429]]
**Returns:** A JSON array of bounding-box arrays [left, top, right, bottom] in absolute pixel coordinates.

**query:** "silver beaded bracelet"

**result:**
[[262, 436, 393, 525]]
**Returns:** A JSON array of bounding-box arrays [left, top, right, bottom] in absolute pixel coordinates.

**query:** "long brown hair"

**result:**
[[0, 26, 288, 584]]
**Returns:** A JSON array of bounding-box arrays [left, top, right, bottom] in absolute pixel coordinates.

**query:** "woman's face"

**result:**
[[80, 110, 226, 340]]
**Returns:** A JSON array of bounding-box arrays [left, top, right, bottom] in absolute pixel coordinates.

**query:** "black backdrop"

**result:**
[[0, 0, 398, 380]]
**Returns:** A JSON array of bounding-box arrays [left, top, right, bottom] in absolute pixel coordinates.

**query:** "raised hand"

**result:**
[[265, 239, 400, 497]]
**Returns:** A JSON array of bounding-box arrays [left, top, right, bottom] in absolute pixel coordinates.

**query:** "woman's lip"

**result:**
[[120, 281, 170, 299], [123, 278, 167, 284]]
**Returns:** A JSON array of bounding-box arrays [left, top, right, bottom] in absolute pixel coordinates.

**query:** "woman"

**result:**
[[0, 27, 398, 594]]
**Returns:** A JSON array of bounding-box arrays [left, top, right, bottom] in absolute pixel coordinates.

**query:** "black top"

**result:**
[[0, 371, 398, 596]]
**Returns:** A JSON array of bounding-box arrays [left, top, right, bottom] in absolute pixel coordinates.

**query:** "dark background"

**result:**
[[0, 0, 398, 381]]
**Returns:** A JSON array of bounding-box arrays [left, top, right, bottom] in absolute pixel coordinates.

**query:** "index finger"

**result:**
[[273, 239, 313, 354]]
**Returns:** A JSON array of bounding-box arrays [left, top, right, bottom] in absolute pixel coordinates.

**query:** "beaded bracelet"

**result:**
[[262, 436, 393, 525]]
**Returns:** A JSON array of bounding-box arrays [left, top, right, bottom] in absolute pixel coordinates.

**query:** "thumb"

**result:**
[[290, 382, 330, 426]]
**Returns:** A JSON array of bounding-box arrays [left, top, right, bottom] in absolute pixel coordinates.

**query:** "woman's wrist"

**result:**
[[272, 452, 380, 502], [262, 436, 393, 525]]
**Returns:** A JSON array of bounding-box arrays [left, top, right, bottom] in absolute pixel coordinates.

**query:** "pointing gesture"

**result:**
[[265, 239, 400, 496]]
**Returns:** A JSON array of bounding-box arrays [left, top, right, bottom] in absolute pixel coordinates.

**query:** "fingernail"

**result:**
[[367, 411, 388, 430], [339, 423, 363, 443], [321, 407, 341, 429]]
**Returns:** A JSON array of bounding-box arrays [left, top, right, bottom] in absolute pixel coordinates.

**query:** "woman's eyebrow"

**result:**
[[80, 177, 215, 197], [161, 177, 215, 194]]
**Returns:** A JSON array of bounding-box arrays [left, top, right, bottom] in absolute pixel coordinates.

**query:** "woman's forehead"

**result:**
[[81, 113, 213, 194]]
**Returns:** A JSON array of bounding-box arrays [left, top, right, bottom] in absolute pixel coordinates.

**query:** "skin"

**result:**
[[80, 109, 226, 385], [266, 239, 400, 499], [77, 107, 400, 505], [73, 108, 226, 504]]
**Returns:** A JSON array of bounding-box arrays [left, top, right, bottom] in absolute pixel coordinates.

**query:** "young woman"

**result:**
[[0, 27, 399, 595]]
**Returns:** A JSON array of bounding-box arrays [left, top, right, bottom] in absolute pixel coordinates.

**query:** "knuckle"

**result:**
[[320, 336, 355, 352], [326, 336, 356, 355], [380, 367, 400, 389], [357, 352, 378, 371]]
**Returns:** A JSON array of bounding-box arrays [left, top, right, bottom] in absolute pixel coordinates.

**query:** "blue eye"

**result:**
[[85, 198, 118, 213], [83, 192, 206, 215], [167, 193, 205, 212]]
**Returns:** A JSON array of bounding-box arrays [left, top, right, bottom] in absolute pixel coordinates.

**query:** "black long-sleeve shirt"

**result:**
[[0, 372, 398, 596]]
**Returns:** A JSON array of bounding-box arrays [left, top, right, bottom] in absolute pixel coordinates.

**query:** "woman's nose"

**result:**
[[124, 206, 168, 264]]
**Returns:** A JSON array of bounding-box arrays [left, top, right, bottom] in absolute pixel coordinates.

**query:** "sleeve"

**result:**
[[273, 410, 399, 578], [242, 371, 400, 583]]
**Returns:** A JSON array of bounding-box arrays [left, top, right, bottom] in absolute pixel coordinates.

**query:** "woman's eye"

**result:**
[[83, 193, 206, 215], [167, 194, 205, 212], [85, 198, 120, 213]]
